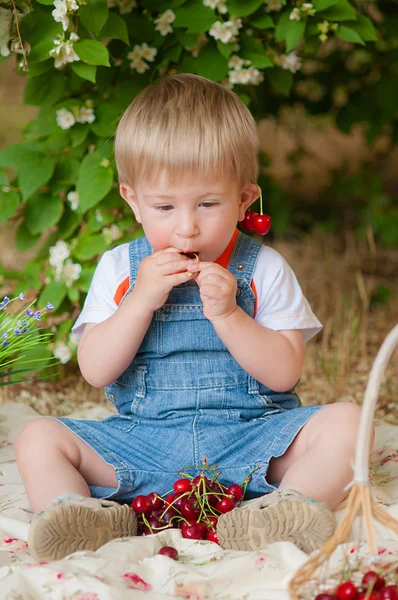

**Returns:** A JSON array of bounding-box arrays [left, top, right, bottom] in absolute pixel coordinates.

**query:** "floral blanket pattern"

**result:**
[[0, 402, 398, 600]]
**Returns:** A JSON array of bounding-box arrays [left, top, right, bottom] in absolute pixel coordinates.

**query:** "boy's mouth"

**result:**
[[180, 251, 199, 260]]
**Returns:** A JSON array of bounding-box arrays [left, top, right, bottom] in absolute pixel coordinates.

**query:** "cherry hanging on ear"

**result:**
[[240, 185, 271, 236]]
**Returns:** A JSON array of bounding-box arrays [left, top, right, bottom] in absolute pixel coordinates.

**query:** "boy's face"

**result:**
[[120, 169, 259, 262]]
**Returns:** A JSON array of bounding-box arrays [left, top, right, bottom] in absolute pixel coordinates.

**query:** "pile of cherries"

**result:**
[[130, 459, 254, 545], [315, 568, 398, 600]]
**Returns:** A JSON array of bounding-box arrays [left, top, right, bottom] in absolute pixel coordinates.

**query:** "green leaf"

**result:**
[[38, 280, 68, 312], [79, 0, 109, 36], [74, 234, 108, 260], [227, 0, 264, 16], [240, 32, 274, 68], [337, 25, 365, 45], [216, 40, 235, 60], [19, 5, 62, 45], [194, 42, 229, 81], [71, 62, 97, 83], [90, 102, 126, 137], [25, 193, 64, 235], [0, 142, 42, 168], [249, 12, 275, 29], [100, 11, 130, 45], [15, 221, 41, 252], [275, 12, 306, 52], [312, 0, 338, 11], [57, 209, 81, 239], [76, 152, 114, 212], [74, 40, 110, 66], [23, 71, 67, 107], [26, 60, 53, 78], [35, 0, 54, 5], [67, 286, 80, 303], [174, 1, 216, 34], [174, 29, 198, 48], [27, 40, 54, 64], [321, 0, 357, 21], [266, 68, 293, 96], [345, 15, 377, 42], [70, 124, 90, 148], [19, 156, 56, 201], [0, 189, 20, 224]]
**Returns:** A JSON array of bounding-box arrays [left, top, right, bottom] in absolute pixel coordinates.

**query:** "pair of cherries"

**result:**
[[240, 185, 272, 236]]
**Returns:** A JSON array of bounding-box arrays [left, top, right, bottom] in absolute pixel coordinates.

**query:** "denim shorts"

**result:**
[[56, 402, 324, 502]]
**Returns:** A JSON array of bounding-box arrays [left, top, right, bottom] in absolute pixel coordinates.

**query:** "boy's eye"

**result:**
[[156, 205, 173, 211], [201, 202, 217, 208]]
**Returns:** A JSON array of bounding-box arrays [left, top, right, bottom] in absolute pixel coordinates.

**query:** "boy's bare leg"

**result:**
[[16, 418, 119, 512], [267, 402, 369, 509]]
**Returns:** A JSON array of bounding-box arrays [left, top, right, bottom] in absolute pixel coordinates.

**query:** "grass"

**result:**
[[0, 228, 397, 423]]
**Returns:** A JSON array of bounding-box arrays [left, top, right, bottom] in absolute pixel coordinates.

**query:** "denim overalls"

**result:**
[[57, 232, 323, 500]]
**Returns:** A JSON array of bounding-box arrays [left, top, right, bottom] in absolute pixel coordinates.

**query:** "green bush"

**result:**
[[0, 0, 396, 363]]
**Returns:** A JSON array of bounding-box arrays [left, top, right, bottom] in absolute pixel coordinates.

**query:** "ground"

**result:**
[[1, 230, 397, 423]]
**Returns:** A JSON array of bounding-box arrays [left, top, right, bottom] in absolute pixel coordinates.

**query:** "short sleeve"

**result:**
[[72, 251, 119, 338], [253, 246, 322, 343]]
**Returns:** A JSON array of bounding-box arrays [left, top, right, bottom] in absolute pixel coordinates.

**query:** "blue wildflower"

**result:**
[[26, 308, 34, 317], [19, 293, 25, 300], [1, 332, 7, 338], [35, 311, 41, 321], [2, 340, 8, 346], [2, 297, 9, 304], [14, 329, 21, 336], [23, 327, 28, 333], [46, 302, 54, 311]]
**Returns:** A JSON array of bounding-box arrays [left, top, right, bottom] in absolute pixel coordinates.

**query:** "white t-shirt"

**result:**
[[73, 242, 322, 343]]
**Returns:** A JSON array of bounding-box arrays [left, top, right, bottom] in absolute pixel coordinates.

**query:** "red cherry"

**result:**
[[147, 492, 163, 510], [173, 478, 192, 493], [358, 594, 380, 600], [164, 493, 176, 507], [315, 595, 337, 600], [192, 475, 211, 493], [180, 498, 201, 519], [215, 496, 236, 514], [162, 508, 178, 524], [227, 484, 244, 501], [131, 495, 153, 514], [336, 582, 359, 600], [362, 572, 386, 591], [206, 516, 218, 530], [252, 214, 271, 235], [179, 518, 197, 530], [240, 210, 257, 232], [206, 530, 219, 544], [158, 546, 179, 560], [380, 587, 398, 600], [181, 523, 206, 540]]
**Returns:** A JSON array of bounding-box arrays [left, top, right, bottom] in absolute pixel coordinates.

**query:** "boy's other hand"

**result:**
[[187, 261, 237, 322], [135, 247, 197, 312]]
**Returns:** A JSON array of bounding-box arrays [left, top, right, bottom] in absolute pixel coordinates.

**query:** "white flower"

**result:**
[[228, 66, 263, 87], [50, 34, 80, 68], [53, 342, 72, 364], [203, 0, 218, 8], [78, 106, 96, 124], [56, 108, 76, 129], [290, 8, 301, 21], [95, 209, 103, 223], [279, 51, 302, 73], [228, 55, 245, 70], [67, 191, 79, 210], [50, 240, 70, 265], [129, 58, 150, 73], [128, 45, 144, 61], [302, 3, 316, 15], [154, 9, 176, 36], [52, 0, 69, 31], [117, 0, 137, 13], [103, 224, 123, 244], [247, 66, 264, 85], [0, 45, 10, 57], [69, 332, 80, 347], [140, 42, 157, 62], [264, 0, 282, 12], [217, 0, 227, 14], [209, 19, 242, 44], [62, 259, 82, 287], [228, 70, 241, 85]]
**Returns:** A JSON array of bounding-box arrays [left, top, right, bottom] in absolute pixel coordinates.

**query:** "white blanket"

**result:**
[[1, 402, 397, 600]]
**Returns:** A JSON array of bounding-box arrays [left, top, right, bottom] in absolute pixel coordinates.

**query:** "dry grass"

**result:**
[[1, 230, 397, 422]]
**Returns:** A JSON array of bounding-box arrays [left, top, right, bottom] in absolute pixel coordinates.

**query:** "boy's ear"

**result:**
[[119, 183, 142, 223], [238, 183, 260, 222]]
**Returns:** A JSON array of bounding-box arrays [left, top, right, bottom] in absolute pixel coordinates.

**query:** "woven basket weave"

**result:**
[[288, 324, 398, 600]]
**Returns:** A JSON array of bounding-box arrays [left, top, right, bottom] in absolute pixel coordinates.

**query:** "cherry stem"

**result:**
[[257, 184, 263, 216]]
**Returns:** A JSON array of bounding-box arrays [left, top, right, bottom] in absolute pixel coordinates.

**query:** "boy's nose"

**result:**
[[176, 214, 199, 239]]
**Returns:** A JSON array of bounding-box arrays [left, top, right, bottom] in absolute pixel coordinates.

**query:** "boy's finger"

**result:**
[[152, 247, 182, 257]]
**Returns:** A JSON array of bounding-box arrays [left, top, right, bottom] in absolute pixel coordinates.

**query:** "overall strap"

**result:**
[[229, 232, 263, 284], [128, 236, 152, 286]]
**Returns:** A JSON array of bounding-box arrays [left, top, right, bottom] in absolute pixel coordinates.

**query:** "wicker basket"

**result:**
[[288, 324, 398, 600]]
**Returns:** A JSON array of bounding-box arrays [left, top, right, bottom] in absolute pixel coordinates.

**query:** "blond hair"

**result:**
[[114, 73, 258, 186]]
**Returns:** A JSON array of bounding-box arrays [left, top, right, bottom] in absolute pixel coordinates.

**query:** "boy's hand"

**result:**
[[187, 260, 237, 322], [135, 248, 196, 312]]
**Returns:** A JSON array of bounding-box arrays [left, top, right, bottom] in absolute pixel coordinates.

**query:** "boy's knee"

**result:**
[[16, 418, 63, 461]]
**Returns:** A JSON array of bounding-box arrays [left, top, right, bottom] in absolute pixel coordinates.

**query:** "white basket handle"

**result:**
[[353, 324, 398, 486]]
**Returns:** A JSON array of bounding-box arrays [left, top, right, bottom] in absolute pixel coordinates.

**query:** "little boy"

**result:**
[[16, 74, 367, 561]]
